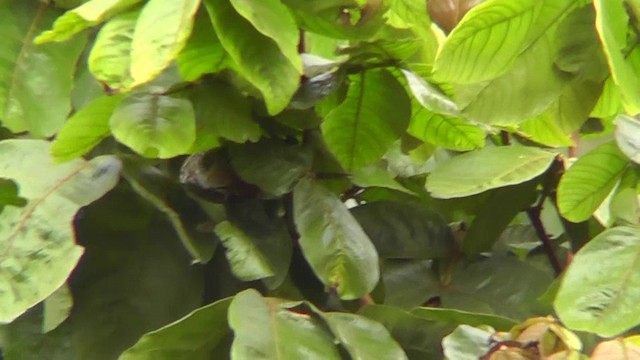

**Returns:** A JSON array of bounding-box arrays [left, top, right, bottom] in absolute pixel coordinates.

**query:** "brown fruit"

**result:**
[[428, 0, 484, 33]]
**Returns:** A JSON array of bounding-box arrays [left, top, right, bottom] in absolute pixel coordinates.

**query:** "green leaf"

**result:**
[[228, 289, 341, 360], [462, 180, 538, 256], [229, 139, 312, 197], [177, 9, 228, 81], [215, 219, 291, 288], [379, 259, 438, 308], [293, 178, 379, 300], [557, 141, 629, 222], [614, 115, 640, 163], [323, 312, 408, 360], [129, 0, 201, 87], [0, 2, 87, 137], [322, 69, 411, 171], [387, 0, 430, 28], [88, 7, 140, 90], [51, 94, 124, 162], [519, 113, 574, 147], [34, 0, 143, 43], [426, 145, 556, 199], [433, 0, 577, 83], [594, 0, 640, 114], [351, 164, 414, 195], [122, 159, 216, 263], [408, 107, 485, 151], [0, 178, 27, 213], [110, 92, 196, 158], [411, 307, 517, 331], [350, 201, 453, 259], [441, 325, 493, 360], [119, 298, 232, 360], [42, 284, 72, 333], [0, 139, 121, 323], [402, 70, 458, 116], [229, 0, 301, 72], [555, 226, 640, 337], [204, 0, 300, 114]]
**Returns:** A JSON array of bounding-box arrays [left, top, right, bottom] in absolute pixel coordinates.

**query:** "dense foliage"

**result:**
[[1, 0, 640, 358]]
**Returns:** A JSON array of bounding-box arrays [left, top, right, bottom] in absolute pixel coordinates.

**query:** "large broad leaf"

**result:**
[[323, 312, 408, 360], [0, 140, 121, 323], [0, 1, 87, 137], [88, 7, 140, 90], [379, 259, 439, 308], [350, 201, 453, 259], [557, 141, 629, 222], [204, 0, 300, 114], [321, 69, 411, 171], [110, 92, 196, 158], [433, 0, 578, 83], [228, 289, 341, 360], [614, 115, 640, 163], [228, 139, 312, 197], [519, 113, 574, 147], [34, 0, 144, 43], [51, 94, 124, 162], [293, 178, 379, 300], [594, 0, 640, 114], [119, 298, 232, 360], [426, 145, 556, 199], [555, 226, 640, 337], [129, 0, 201, 87], [177, 9, 229, 81], [408, 107, 485, 151]]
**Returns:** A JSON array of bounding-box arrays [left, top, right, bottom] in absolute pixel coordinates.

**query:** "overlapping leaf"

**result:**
[[614, 115, 640, 163], [0, 140, 121, 323], [177, 9, 228, 81]]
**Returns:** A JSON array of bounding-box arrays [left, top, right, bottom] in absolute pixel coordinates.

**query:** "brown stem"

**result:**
[[526, 206, 562, 275]]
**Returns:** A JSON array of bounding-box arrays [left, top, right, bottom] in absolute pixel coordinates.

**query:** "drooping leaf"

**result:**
[[177, 9, 228, 81], [433, 0, 578, 83], [204, 0, 300, 114], [0, 139, 121, 323], [426, 145, 556, 199], [0, 1, 87, 137], [0, 178, 27, 213], [408, 107, 485, 151], [350, 201, 453, 259], [228, 139, 312, 197], [51, 94, 124, 162], [555, 226, 640, 337], [34, 0, 144, 43], [557, 141, 629, 222], [614, 115, 640, 163], [441, 325, 494, 360], [323, 312, 408, 360], [119, 298, 232, 360], [188, 80, 261, 150], [109, 92, 196, 158], [121, 158, 216, 263], [88, 6, 140, 90], [293, 178, 379, 299], [228, 289, 341, 360], [462, 180, 538, 256], [129, 0, 201, 87], [594, 0, 640, 114], [322, 69, 411, 171], [411, 307, 517, 331]]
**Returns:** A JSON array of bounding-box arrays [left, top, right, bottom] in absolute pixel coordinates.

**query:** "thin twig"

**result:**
[[527, 206, 562, 275]]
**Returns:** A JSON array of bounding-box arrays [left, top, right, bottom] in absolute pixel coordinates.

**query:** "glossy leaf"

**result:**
[[204, 0, 300, 114], [129, 0, 201, 87], [119, 298, 232, 360], [0, 2, 87, 137], [557, 141, 628, 222], [379, 259, 438, 308], [614, 115, 640, 163], [441, 325, 493, 360], [109, 92, 196, 158], [350, 201, 453, 259], [88, 7, 140, 90], [426, 145, 556, 199], [322, 69, 411, 171], [412, 308, 517, 331], [229, 139, 312, 196], [228, 289, 340, 360], [293, 178, 379, 299], [0, 139, 121, 323], [433, 0, 577, 83], [594, 0, 640, 114], [51, 94, 124, 162], [323, 312, 408, 360], [402, 70, 458, 116], [555, 226, 640, 337], [408, 107, 485, 151], [35, 0, 143, 43], [177, 9, 228, 81]]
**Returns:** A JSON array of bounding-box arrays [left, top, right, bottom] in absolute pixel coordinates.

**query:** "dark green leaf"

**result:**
[[411, 307, 517, 331], [380, 259, 439, 308], [0, 178, 27, 213]]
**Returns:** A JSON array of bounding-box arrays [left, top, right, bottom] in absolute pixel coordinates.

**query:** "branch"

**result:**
[[526, 204, 562, 275]]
